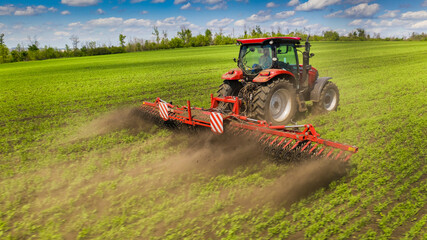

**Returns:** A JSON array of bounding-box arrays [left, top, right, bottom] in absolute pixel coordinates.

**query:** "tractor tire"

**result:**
[[312, 82, 340, 114], [217, 80, 242, 110], [252, 79, 298, 125]]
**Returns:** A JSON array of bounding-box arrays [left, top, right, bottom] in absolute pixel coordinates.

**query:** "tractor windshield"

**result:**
[[239, 44, 273, 75]]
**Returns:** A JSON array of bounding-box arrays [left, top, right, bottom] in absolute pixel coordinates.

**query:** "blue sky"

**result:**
[[1, 0, 427, 48]]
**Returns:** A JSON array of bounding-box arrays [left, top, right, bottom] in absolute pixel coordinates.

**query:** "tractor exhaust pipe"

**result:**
[[301, 35, 311, 89]]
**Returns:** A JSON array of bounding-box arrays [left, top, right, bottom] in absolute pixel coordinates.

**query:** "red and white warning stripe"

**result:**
[[159, 102, 169, 121], [210, 112, 223, 134]]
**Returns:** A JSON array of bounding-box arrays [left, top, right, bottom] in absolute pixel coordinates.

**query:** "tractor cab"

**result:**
[[236, 37, 301, 81]]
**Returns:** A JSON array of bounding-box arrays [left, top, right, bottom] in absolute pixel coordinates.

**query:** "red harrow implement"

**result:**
[[141, 95, 358, 162]]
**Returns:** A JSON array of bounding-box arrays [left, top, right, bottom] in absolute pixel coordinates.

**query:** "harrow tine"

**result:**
[[276, 137, 287, 147], [263, 135, 273, 144], [300, 141, 311, 152], [335, 151, 344, 160], [316, 147, 326, 156], [326, 149, 335, 158], [291, 140, 301, 150], [344, 154, 353, 162], [258, 133, 267, 142], [270, 136, 279, 145], [283, 139, 294, 150]]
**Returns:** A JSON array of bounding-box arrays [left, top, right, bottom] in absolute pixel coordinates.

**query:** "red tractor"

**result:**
[[219, 36, 339, 125]]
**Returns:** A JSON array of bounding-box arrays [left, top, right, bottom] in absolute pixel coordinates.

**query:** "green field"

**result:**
[[0, 42, 426, 239]]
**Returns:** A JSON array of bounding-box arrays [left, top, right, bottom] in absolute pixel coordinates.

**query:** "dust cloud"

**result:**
[[165, 131, 264, 175], [244, 158, 349, 208], [75, 107, 155, 139], [74, 107, 349, 208]]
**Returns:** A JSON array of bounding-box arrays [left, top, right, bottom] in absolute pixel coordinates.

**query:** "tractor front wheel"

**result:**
[[313, 82, 340, 113], [252, 79, 297, 125], [217, 80, 242, 110]]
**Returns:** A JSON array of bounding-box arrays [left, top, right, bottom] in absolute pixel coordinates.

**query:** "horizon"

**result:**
[[1, 0, 427, 48]]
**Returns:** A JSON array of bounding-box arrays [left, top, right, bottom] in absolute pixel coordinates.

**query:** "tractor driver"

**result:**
[[259, 48, 272, 69]]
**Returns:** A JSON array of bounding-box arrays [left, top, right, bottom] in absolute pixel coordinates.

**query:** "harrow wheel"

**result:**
[[313, 81, 340, 113], [253, 79, 297, 125]]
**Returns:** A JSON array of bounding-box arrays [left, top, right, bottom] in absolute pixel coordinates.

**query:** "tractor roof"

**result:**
[[237, 37, 301, 45]]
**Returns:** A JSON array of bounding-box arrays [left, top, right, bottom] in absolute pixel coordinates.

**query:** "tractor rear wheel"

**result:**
[[313, 82, 339, 113], [252, 79, 297, 125], [217, 80, 242, 110]]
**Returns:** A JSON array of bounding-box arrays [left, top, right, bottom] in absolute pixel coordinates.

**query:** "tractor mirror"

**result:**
[[310, 53, 315, 58], [233, 58, 237, 62]]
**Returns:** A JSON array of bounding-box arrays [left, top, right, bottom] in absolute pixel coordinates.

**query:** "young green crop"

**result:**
[[0, 42, 426, 239]]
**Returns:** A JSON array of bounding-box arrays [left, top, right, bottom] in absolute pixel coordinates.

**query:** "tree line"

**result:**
[[1, 27, 426, 64]]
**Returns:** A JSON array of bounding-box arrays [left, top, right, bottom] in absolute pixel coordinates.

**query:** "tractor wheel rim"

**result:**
[[270, 89, 291, 122], [323, 88, 337, 111]]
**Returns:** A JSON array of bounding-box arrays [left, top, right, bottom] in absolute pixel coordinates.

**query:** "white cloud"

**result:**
[[326, 3, 379, 18], [54, 31, 71, 37], [61, 0, 100, 7], [272, 17, 309, 28], [68, 22, 82, 27], [87, 17, 123, 27], [345, 0, 373, 3], [14, 5, 56, 16], [349, 19, 409, 28], [96, 8, 105, 14], [0, 23, 4, 29], [295, 0, 340, 11], [266, 2, 279, 8], [141, 10, 148, 14], [247, 10, 271, 22], [206, 2, 227, 10], [130, 0, 146, 3], [152, 0, 165, 3], [204, 0, 223, 3], [379, 10, 399, 19], [124, 18, 151, 27], [61, 10, 71, 15], [422, 1, 427, 7], [206, 18, 234, 27], [401, 11, 427, 20], [325, 10, 342, 18], [174, 0, 187, 4], [275, 11, 295, 19], [0, 4, 15, 15], [344, 3, 379, 17], [234, 19, 246, 27], [181, 2, 191, 10], [411, 20, 427, 28], [349, 19, 363, 26], [287, 0, 299, 7], [154, 16, 191, 28]]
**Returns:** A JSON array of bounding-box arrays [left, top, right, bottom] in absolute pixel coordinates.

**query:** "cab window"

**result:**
[[277, 44, 297, 66]]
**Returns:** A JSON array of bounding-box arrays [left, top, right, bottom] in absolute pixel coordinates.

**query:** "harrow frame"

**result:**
[[141, 95, 358, 162]]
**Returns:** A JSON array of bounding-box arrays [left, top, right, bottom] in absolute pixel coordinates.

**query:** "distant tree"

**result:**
[[0, 33, 7, 63], [205, 29, 212, 45], [0, 33, 4, 45], [152, 26, 160, 44], [119, 34, 126, 48], [69, 35, 79, 50], [323, 30, 340, 41], [177, 26, 192, 45], [357, 28, 366, 40]]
